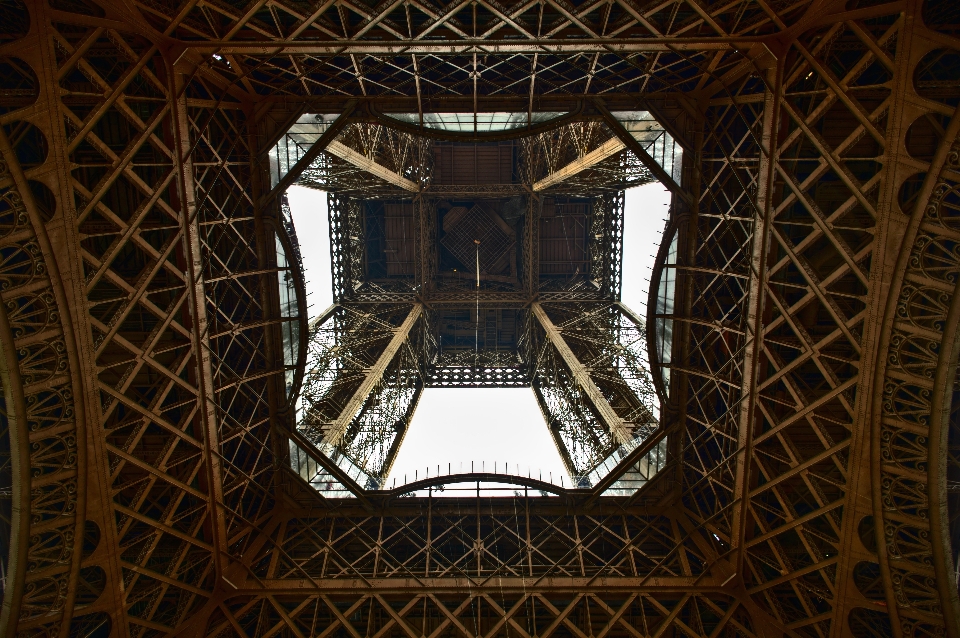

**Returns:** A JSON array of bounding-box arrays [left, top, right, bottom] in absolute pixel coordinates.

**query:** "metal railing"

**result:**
[[288, 429, 669, 499]]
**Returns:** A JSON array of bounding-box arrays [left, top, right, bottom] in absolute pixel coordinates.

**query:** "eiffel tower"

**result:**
[[0, 1, 958, 637]]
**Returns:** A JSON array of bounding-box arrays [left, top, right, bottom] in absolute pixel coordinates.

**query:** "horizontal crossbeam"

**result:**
[[188, 40, 749, 55]]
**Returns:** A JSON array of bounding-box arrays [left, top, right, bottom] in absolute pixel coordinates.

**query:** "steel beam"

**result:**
[[532, 383, 580, 478], [594, 99, 693, 207], [325, 140, 420, 192], [532, 136, 625, 191], [731, 68, 778, 579], [532, 302, 631, 444], [322, 304, 423, 446], [377, 383, 423, 481], [188, 40, 749, 55], [171, 68, 229, 583]]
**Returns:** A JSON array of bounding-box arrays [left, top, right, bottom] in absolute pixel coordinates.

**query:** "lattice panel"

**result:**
[[3, 2, 960, 638], [736, 14, 892, 635], [52, 19, 220, 636], [676, 72, 761, 570], [299, 304, 417, 440]]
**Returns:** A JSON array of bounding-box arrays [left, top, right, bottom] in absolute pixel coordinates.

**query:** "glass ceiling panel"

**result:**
[[612, 111, 683, 185], [268, 113, 339, 188], [384, 111, 566, 133]]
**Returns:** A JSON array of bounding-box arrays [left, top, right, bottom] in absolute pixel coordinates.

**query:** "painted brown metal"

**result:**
[[0, 1, 957, 637]]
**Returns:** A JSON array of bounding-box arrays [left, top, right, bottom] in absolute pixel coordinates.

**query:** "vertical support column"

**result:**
[[524, 194, 541, 297], [731, 63, 780, 572], [669, 101, 704, 477], [322, 304, 423, 446], [169, 65, 228, 580], [531, 303, 630, 444], [415, 193, 433, 295], [250, 111, 292, 505]]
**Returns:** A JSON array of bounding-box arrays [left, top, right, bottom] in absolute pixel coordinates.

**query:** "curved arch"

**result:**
[[268, 202, 310, 410], [870, 107, 960, 638], [0, 91, 88, 636], [384, 472, 569, 498], [646, 217, 679, 406], [0, 252, 30, 638], [927, 208, 960, 635]]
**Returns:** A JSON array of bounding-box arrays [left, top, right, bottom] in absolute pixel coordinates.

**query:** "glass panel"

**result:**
[[655, 232, 678, 392], [276, 232, 299, 398], [269, 113, 339, 187], [601, 437, 669, 496], [611, 111, 683, 184], [288, 439, 354, 498], [384, 111, 566, 133]]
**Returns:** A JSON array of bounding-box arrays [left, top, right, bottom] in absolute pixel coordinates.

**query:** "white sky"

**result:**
[[286, 182, 671, 488]]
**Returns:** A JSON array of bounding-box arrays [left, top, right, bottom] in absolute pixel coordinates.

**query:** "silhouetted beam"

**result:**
[[309, 303, 339, 331], [322, 304, 423, 446], [325, 141, 420, 192], [595, 100, 693, 207], [196, 41, 742, 55], [532, 303, 631, 444], [617, 302, 646, 329], [377, 383, 423, 482], [532, 137, 625, 191]]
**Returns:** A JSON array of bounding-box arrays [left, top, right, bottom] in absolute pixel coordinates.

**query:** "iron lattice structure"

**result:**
[[0, 2, 957, 638]]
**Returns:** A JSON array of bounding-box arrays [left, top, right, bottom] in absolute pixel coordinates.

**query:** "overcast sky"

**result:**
[[286, 182, 671, 489]]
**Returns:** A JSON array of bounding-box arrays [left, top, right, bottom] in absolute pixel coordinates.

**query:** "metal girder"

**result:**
[[532, 382, 580, 478], [189, 40, 748, 55], [731, 66, 778, 582], [320, 303, 422, 447], [532, 303, 631, 445], [325, 140, 420, 192], [532, 136, 626, 191], [595, 100, 692, 207]]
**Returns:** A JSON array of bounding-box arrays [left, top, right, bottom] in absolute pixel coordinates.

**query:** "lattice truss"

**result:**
[[295, 118, 656, 197], [520, 121, 655, 193], [131, 0, 814, 102], [299, 303, 428, 483], [217, 502, 742, 637], [529, 302, 658, 476], [0, 1, 959, 638], [298, 122, 433, 196]]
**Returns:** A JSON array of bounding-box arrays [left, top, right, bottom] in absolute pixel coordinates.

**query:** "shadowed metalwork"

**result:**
[[0, 1, 957, 638]]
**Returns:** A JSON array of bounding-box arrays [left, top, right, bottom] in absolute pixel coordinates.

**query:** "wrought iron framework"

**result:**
[[0, 1, 958, 638]]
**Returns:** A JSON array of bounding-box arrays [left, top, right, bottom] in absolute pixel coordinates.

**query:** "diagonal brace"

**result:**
[[533, 136, 626, 191], [595, 99, 693, 207], [532, 303, 631, 444], [325, 140, 420, 192], [323, 304, 423, 446]]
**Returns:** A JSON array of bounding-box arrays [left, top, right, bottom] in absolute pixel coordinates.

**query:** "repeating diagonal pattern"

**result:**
[[0, 2, 959, 638]]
